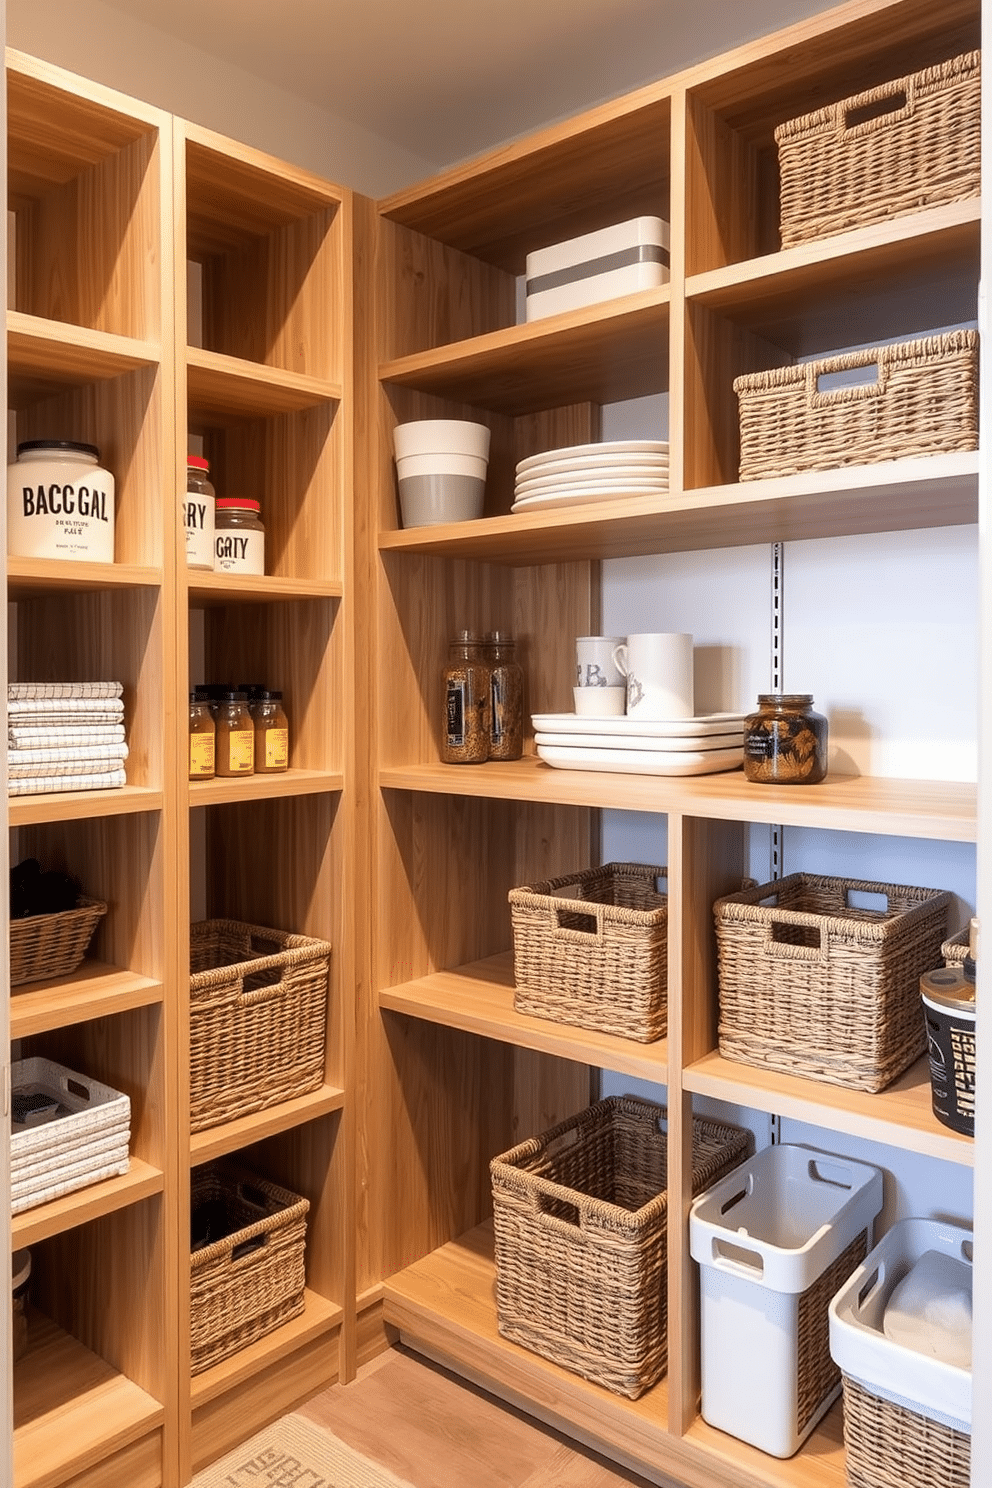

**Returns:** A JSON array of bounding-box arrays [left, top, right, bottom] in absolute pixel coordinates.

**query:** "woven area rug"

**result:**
[[192, 1413, 416, 1488]]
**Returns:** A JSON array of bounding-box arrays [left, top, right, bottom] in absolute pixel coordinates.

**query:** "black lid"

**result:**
[[17, 439, 100, 459], [220, 690, 248, 702], [260, 690, 283, 701]]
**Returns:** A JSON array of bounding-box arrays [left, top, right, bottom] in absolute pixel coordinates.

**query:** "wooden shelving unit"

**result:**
[[359, 2, 982, 1486], [175, 119, 355, 1481], [5, 48, 178, 1488]]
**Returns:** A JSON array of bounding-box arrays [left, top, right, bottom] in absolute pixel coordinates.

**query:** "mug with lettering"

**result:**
[[612, 633, 694, 719], [575, 635, 626, 690]]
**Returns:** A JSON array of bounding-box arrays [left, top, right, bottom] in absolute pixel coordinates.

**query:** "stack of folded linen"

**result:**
[[8, 681, 128, 796]]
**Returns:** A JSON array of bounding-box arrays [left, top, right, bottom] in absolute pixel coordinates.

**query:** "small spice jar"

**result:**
[[253, 690, 290, 773], [214, 497, 265, 575], [743, 693, 828, 785], [485, 630, 524, 761], [184, 456, 215, 569], [188, 692, 216, 780], [214, 690, 255, 776], [7, 439, 115, 563], [442, 630, 491, 764]]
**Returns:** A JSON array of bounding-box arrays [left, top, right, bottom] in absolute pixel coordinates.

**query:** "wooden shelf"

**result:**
[[381, 953, 669, 1084], [187, 571, 342, 604], [9, 961, 162, 1039], [8, 785, 164, 828], [188, 769, 344, 806], [7, 311, 160, 409], [384, 1221, 846, 1488], [12, 1159, 165, 1249], [378, 452, 978, 564], [189, 1086, 346, 1166], [189, 1290, 344, 1409], [379, 757, 976, 843], [13, 1309, 164, 1488], [379, 289, 669, 413], [685, 1051, 974, 1166], [7, 557, 162, 597], [187, 346, 341, 420]]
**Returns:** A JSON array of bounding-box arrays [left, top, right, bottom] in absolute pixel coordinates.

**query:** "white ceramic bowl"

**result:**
[[393, 419, 491, 461], [573, 686, 627, 717], [395, 452, 489, 481]]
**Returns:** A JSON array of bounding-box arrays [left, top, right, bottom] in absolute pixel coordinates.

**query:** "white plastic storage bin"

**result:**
[[524, 216, 670, 321], [829, 1218, 972, 1488], [11, 1057, 130, 1214], [689, 1144, 883, 1457]]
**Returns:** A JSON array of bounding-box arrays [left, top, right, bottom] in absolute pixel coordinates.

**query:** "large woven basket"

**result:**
[[190, 1161, 308, 1375], [715, 874, 951, 1092], [509, 863, 668, 1041], [776, 51, 980, 248], [842, 1375, 971, 1488], [490, 1095, 750, 1398], [189, 919, 330, 1132], [9, 896, 107, 987], [734, 331, 978, 482]]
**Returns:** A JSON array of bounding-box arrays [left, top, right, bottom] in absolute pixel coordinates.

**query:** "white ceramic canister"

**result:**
[[7, 440, 115, 563]]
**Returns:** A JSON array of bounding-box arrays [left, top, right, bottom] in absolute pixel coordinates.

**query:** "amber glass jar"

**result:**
[[188, 693, 216, 780], [214, 497, 265, 575], [215, 691, 255, 776], [485, 630, 524, 761], [442, 631, 491, 764], [254, 690, 289, 773], [743, 693, 828, 784]]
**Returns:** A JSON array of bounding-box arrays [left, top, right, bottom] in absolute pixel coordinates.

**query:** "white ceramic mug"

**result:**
[[575, 635, 625, 689], [573, 685, 626, 717], [612, 633, 694, 719]]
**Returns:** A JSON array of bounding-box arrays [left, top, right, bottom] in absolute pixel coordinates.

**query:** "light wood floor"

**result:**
[[298, 1344, 680, 1488]]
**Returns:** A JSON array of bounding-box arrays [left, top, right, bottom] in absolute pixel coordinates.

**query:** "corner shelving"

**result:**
[[361, 0, 981, 1485]]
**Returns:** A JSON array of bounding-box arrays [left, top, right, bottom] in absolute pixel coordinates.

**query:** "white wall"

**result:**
[[7, 0, 438, 196]]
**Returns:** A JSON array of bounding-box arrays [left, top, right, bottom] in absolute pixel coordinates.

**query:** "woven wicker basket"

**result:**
[[9, 897, 107, 987], [189, 919, 331, 1132], [190, 1161, 308, 1375], [734, 330, 978, 482], [842, 1375, 971, 1488], [509, 863, 668, 1041], [776, 51, 980, 249], [715, 874, 951, 1092], [490, 1095, 750, 1398]]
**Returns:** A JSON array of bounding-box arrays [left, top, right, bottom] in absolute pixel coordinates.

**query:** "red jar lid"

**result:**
[[187, 455, 210, 471], [216, 498, 261, 512]]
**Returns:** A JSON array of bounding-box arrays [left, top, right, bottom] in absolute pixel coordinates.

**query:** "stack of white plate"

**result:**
[[531, 711, 746, 776], [512, 440, 669, 513]]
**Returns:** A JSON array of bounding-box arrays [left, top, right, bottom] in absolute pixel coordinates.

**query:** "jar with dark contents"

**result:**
[[214, 690, 255, 777], [253, 690, 289, 773], [188, 693, 216, 780], [743, 694, 828, 784], [442, 631, 491, 763], [485, 630, 524, 761]]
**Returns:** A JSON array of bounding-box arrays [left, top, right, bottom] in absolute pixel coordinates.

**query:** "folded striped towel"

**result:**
[[9, 725, 127, 748], [8, 698, 125, 718], [8, 768, 127, 796], [9, 757, 127, 779], [7, 681, 123, 700], [8, 743, 129, 767]]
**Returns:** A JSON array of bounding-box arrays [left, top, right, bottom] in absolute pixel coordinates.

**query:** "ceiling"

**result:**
[[97, 0, 839, 165]]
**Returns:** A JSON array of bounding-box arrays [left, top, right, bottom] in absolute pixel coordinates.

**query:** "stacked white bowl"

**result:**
[[393, 420, 491, 527]]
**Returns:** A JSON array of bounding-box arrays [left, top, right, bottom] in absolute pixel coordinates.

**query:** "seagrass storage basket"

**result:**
[[715, 874, 951, 1092], [190, 1161, 309, 1374], [829, 1218, 972, 1488], [10, 896, 107, 987], [509, 863, 668, 1041], [776, 51, 980, 248], [490, 1095, 750, 1398], [734, 330, 978, 482], [189, 919, 330, 1132]]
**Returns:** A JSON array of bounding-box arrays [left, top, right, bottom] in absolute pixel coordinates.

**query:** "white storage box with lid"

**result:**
[[829, 1217, 972, 1488], [524, 216, 670, 321], [11, 1056, 130, 1214], [689, 1144, 883, 1457]]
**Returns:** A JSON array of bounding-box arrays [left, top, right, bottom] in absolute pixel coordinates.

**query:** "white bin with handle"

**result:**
[[689, 1144, 883, 1457]]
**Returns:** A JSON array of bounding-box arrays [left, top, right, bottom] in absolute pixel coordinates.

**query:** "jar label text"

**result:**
[[20, 483, 110, 521]]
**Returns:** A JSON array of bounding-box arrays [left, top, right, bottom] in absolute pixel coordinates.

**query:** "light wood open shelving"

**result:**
[[359, 1, 982, 1486]]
